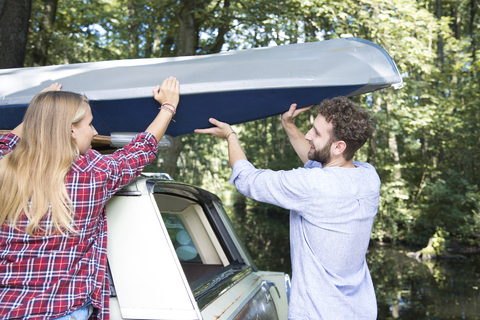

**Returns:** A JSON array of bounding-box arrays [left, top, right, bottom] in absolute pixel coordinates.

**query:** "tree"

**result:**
[[0, 0, 32, 68], [31, 0, 58, 66], [13, 0, 480, 262]]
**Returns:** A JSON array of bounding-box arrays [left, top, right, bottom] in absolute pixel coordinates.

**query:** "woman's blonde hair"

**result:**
[[0, 91, 89, 235]]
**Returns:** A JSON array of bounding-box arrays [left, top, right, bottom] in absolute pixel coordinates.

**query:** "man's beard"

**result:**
[[308, 140, 333, 167]]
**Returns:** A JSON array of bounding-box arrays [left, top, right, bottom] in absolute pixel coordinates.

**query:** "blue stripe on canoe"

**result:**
[[0, 84, 364, 137]]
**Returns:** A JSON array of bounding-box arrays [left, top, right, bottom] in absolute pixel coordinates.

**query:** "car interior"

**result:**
[[153, 194, 230, 283]]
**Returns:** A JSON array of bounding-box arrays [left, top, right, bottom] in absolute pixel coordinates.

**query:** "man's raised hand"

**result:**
[[195, 118, 234, 139], [281, 103, 313, 126]]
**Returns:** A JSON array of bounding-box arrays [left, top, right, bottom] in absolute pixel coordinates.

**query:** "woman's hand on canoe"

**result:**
[[40, 83, 62, 92], [153, 77, 180, 108]]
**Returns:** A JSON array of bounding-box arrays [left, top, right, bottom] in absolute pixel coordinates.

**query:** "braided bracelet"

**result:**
[[160, 106, 176, 122], [161, 102, 177, 113], [225, 131, 236, 139]]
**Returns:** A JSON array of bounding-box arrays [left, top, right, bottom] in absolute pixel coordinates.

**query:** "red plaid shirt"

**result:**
[[0, 132, 158, 320]]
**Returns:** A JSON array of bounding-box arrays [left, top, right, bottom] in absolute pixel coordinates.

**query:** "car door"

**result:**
[[106, 182, 202, 320], [106, 176, 288, 320]]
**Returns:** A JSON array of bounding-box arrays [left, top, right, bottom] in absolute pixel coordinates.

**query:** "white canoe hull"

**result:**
[[0, 38, 402, 137]]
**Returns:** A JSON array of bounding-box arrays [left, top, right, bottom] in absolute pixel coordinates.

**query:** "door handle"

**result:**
[[262, 281, 281, 300]]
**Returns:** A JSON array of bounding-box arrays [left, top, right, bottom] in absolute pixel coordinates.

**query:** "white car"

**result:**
[[106, 173, 290, 320]]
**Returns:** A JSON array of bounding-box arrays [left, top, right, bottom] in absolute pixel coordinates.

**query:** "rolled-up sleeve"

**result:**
[[0, 133, 20, 160], [102, 132, 158, 195], [230, 160, 311, 212], [71, 132, 158, 198]]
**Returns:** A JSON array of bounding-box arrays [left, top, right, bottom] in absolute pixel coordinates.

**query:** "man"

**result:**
[[195, 97, 380, 319]]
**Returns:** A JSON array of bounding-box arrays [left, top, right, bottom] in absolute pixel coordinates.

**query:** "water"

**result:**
[[368, 245, 480, 319], [224, 205, 480, 319]]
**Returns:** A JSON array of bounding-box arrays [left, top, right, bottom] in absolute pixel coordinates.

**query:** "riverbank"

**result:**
[[368, 243, 480, 319]]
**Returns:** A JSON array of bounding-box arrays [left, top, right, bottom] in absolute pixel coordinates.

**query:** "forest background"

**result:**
[[1, 0, 479, 274]]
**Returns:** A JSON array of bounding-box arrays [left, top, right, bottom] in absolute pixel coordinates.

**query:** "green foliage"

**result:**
[[431, 228, 449, 255], [23, 0, 480, 253], [27, 0, 118, 65], [412, 171, 480, 246], [225, 198, 291, 275], [177, 133, 232, 193]]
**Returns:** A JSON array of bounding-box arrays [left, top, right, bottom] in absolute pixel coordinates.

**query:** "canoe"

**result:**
[[0, 37, 402, 139]]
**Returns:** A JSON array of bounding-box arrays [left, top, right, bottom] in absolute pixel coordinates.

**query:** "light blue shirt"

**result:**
[[230, 159, 380, 320]]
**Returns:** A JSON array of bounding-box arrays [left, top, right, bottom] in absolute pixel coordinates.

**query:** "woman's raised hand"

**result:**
[[145, 77, 180, 142], [40, 83, 62, 93], [153, 77, 180, 108]]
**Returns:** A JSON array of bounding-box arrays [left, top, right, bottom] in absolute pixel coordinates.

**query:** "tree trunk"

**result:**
[[162, 136, 183, 179], [162, 0, 234, 178], [386, 101, 402, 181], [127, 0, 139, 59], [0, 0, 32, 68], [208, 0, 232, 53], [145, 24, 155, 58], [304, 14, 317, 41], [436, 0, 444, 69], [32, 0, 58, 66], [367, 94, 381, 166], [161, 2, 201, 178], [454, 0, 461, 40], [449, 0, 460, 96], [470, 0, 477, 61], [177, 2, 198, 56], [209, 23, 229, 53]]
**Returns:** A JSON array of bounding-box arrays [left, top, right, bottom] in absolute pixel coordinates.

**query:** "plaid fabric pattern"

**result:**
[[0, 132, 158, 320]]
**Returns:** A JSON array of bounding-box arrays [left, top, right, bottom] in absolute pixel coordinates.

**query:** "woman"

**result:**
[[0, 77, 180, 320]]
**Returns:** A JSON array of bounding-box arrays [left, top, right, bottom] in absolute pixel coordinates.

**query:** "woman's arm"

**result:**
[[11, 123, 23, 137], [11, 83, 63, 139], [146, 77, 180, 142]]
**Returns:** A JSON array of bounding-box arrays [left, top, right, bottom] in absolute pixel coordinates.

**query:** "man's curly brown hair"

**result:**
[[316, 97, 373, 161]]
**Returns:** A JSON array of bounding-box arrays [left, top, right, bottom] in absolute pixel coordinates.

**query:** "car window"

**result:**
[[163, 213, 202, 263], [154, 194, 230, 283]]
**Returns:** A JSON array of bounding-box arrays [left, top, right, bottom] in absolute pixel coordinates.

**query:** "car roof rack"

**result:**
[[140, 172, 174, 181]]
